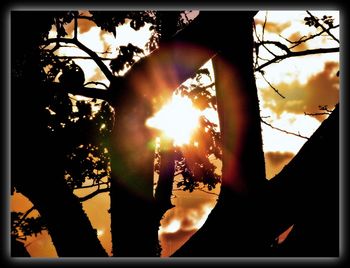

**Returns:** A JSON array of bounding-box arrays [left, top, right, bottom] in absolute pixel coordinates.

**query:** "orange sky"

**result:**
[[11, 10, 339, 257]]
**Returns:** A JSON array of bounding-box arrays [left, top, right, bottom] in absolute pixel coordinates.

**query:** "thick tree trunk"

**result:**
[[173, 11, 274, 256], [14, 155, 108, 257], [154, 138, 176, 221], [12, 106, 108, 257], [109, 89, 160, 256], [11, 11, 108, 257], [108, 11, 257, 256], [12, 94, 108, 257], [267, 104, 339, 256], [11, 237, 31, 257]]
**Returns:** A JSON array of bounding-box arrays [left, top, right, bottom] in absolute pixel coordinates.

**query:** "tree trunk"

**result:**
[[267, 104, 339, 256], [11, 237, 31, 257], [173, 11, 275, 256], [154, 138, 176, 222], [12, 97, 108, 257], [11, 11, 108, 257], [12, 107, 108, 257], [108, 11, 258, 256], [109, 88, 160, 256]]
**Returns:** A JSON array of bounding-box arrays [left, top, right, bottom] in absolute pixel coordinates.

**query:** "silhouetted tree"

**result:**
[[10, 10, 339, 258]]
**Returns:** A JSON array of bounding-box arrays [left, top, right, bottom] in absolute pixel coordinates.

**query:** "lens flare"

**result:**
[[146, 94, 201, 146]]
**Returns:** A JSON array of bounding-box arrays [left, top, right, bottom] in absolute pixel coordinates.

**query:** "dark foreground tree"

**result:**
[[10, 10, 339, 257]]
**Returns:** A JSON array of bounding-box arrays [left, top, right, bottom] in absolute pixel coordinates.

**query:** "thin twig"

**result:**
[[255, 47, 339, 72], [196, 188, 219, 196], [279, 24, 339, 50], [173, 187, 219, 196], [259, 73, 286, 99], [261, 118, 309, 140], [55, 55, 115, 61], [304, 112, 331, 116], [262, 11, 268, 43], [306, 11, 339, 44], [74, 181, 109, 189]]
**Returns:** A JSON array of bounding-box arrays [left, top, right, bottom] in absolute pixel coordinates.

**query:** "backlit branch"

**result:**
[[78, 188, 110, 202], [255, 47, 339, 72], [44, 81, 110, 101], [42, 38, 114, 82], [73, 11, 78, 40], [280, 24, 339, 50], [16, 206, 36, 227], [259, 72, 286, 99], [261, 118, 309, 140], [196, 187, 219, 196], [306, 11, 339, 44], [254, 11, 339, 72], [304, 105, 334, 117], [55, 55, 115, 61], [257, 40, 291, 54]]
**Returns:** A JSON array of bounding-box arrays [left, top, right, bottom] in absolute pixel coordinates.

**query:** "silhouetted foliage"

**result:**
[[11, 211, 47, 241], [152, 67, 222, 194], [304, 14, 334, 28], [110, 43, 144, 74]]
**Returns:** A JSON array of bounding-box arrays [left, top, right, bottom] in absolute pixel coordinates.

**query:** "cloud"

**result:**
[[78, 18, 96, 34], [265, 151, 295, 179], [265, 151, 294, 167], [287, 32, 309, 52], [261, 61, 339, 121], [255, 19, 292, 33], [89, 67, 108, 83], [158, 190, 218, 256], [160, 197, 215, 230], [159, 229, 196, 257]]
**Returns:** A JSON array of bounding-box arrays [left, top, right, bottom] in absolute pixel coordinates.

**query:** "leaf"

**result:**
[[196, 68, 211, 80], [110, 43, 144, 74]]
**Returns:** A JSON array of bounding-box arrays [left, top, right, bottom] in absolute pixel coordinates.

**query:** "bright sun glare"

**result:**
[[146, 94, 201, 146]]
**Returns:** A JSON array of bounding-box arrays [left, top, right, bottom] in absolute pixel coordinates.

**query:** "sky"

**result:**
[[11, 10, 339, 257]]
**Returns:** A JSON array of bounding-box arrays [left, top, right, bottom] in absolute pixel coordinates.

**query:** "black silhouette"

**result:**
[[10, 10, 339, 258]]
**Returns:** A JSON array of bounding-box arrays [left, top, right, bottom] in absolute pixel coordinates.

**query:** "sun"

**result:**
[[146, 93, 201, 146]]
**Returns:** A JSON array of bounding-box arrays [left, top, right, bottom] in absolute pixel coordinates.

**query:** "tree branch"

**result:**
[[78, 188, 110, 202], [16, 206, 36, 227], [196, 188, 219, 196], [42, 38, 114, 82], [280, 24, 339, 50], [266, 104, 339, 252], [306, 11, 339, 44], [257, 40, 291, 54], [73, 12, 78, 40], [83, 81, 109, 90], [55, 55, 115, 61], [255, 47, 339, 72], [44, 81, 110, 101], [259, 72, 286, 99], [304, 111, 331, 116], [261, 118, 309, 139]]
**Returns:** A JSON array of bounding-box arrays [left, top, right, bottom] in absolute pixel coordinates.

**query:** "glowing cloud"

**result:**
[[160, 219, 182, 234]]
